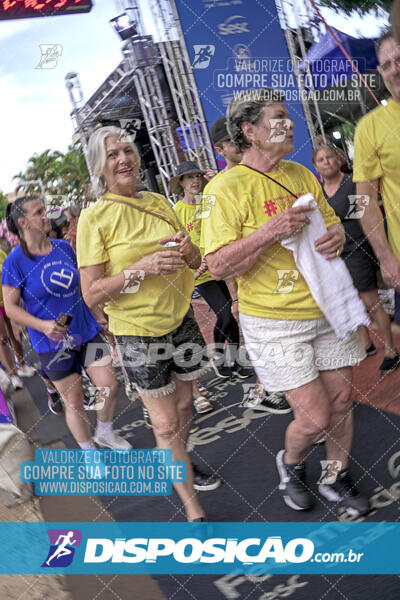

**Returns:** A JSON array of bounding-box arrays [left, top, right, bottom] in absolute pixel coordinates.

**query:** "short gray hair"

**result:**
[[376, 26, 394, 58], [226, 88, 286, 152], [87, 126, 140, 197]]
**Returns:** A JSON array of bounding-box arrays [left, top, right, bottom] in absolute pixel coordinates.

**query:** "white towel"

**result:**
[[281, 193, 370, 339]]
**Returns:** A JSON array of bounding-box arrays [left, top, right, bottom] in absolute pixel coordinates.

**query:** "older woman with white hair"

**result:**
[[76, 126, 221, 522], [202, 89, 370, 517]]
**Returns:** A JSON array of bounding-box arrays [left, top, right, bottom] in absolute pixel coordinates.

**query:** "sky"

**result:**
[[0, 0, 389, 194]]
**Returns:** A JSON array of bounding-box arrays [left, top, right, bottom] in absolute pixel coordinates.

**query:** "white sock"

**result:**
[[79, 440, 96, 449], [96, 421, 113, 438]]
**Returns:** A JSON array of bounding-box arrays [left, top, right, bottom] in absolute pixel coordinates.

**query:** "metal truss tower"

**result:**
[[151, 0, 217, 171], [65, 0, 216, 197], [277, 0, 327, 146]]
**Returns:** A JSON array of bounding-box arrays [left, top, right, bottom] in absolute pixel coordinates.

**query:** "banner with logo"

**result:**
[[171, 0, 314, 170], [1, 521, 399, 574]]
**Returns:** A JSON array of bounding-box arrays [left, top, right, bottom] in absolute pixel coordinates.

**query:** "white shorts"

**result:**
[[239, 314, 366, 392]]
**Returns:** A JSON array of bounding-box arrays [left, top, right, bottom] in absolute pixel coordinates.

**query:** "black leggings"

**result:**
[[196, 280, 240, 348]]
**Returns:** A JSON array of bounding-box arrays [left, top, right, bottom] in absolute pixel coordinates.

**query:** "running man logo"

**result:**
[[122, 269, 145, 294], [192, 194, 216, 219], [345, 195, 370, 219], [118, 119, 142, 144], [266, 119, 291, 143], [317, 460, 342, 484], [233, 43, 251, 60], [192, 44, 215, 69], [42, 529, 82, 568], [274, 269, 299, 294], [36, 44, 63, 69]]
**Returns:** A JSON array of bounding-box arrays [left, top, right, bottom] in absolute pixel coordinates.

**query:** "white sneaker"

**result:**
[[10, 374, 24, 390], [16, 364, 36, 377], [93, 432, 132, 450]]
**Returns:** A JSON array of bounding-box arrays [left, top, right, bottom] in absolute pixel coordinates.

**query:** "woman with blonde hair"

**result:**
[[76, 126, 221, 522]]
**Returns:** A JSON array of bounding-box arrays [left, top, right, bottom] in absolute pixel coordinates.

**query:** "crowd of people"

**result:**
[[1, 27, 399, 521]]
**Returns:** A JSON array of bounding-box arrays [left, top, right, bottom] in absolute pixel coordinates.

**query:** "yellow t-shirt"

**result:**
[[202, 161, 340, 320], [353, 99, 400, 261], [0, 249, 7, 306], [199, 171, 226, 255], [173, 200, 213, 286], [76, 191, 194, 336]]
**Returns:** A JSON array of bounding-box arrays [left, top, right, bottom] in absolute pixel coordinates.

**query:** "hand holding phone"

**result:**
[[56, 313, 73, 327]]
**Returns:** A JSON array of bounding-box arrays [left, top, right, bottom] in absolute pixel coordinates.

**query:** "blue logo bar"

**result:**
[[0, 522, 398, 574]]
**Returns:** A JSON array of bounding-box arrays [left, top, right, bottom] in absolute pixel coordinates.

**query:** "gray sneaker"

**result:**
[[243, 389, 292, 414], [276, 449, 314, 511]]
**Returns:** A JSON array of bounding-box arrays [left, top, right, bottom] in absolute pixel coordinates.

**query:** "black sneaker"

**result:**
[[243, 390, 292, 414], [192, 464, 221, 491], [47, 390, 63, 415], [379, 354, 400, 373], [231, 363, 254, 379], [318, 469, 370, 517], [276, 449, 313, 510], [365, 343, 377, 357], [211, 356, 232, 379]]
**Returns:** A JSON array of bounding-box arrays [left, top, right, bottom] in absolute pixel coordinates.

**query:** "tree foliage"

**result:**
[[318, 0, 391, 15], [0, 190, 8, 220], [13, 144, 91, 207]]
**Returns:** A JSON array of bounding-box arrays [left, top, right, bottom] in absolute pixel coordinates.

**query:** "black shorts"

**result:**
[[342, 245, 379, 292], [38, 333, 111, 382], [114, 310, 210, 396]]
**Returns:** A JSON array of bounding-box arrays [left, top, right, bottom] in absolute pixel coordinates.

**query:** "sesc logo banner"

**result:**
[[84, 536, 314, 565]]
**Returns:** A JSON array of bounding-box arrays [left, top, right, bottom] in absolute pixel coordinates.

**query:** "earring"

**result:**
[[254, 140, 262, 148]]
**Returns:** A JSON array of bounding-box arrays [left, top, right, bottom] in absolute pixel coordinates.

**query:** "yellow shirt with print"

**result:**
[[173, 200, 213, 286], [76, 192, 194, 337], [0, 249, 7, 306], [202, 161, 340, 320], [353, 99, 400, 261]]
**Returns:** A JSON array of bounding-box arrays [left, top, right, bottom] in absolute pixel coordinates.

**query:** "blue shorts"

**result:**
[[38, 333, 111, 382]]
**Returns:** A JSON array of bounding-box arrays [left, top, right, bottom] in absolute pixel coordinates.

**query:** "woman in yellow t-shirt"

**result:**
[[171, 161, 253, 382], [203, 88, 369, 518], [77, 126, 221, 522]]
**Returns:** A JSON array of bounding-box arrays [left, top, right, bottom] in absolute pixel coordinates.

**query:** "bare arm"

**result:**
[[226, 279, 238, 301], [79, 263, 125, 309], [3, 285, 68, 339], [357, 180, 390, 260], [357, 180, 400, 290], [206, 205, 313, 280], [79, 250, 186, 310]]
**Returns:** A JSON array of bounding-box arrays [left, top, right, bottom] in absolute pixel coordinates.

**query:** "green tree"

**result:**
[[318, 0, 390, 14], [0, 191, 8, 220], [12, 145, 91, 207], [58, 144, 90, 205]]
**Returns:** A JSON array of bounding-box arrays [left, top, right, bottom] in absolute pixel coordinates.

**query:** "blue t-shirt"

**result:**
[[1, 239, 100, 353]]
